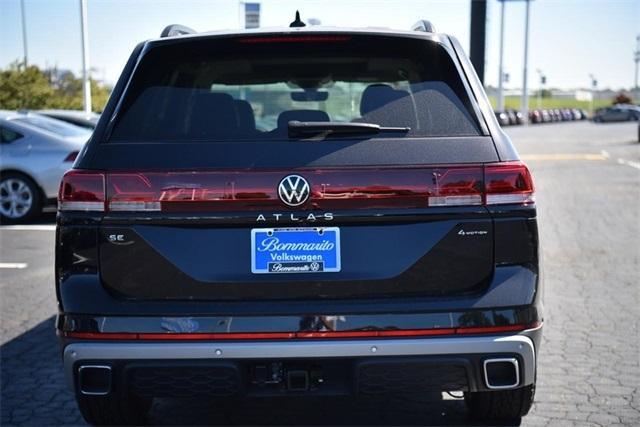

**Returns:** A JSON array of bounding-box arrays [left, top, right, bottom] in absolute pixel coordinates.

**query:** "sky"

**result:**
[[1, 0, 639, 91]]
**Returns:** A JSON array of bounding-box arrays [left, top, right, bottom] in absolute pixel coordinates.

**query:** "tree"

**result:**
[[540, 89, 552, 98], [0, 62, 111, 112], [613, 92, 633, 105], [0, 62, 56, 110]]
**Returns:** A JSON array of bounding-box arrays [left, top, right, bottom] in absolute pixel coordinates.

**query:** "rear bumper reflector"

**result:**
[[64, 322, 541, 341]]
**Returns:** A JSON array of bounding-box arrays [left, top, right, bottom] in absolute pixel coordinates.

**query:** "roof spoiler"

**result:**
[[411, 20, 436, 33], [160, 24, 197, 38]]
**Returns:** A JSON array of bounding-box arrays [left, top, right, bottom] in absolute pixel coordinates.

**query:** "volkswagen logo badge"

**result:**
[[278, 175, 310, 207]]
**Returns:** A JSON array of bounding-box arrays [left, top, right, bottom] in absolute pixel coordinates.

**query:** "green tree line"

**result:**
[[0, 62, 111, 112]]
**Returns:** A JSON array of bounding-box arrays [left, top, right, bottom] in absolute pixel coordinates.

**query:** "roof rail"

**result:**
[[160, 24, 197, 38], [411, 20, 436, 33]]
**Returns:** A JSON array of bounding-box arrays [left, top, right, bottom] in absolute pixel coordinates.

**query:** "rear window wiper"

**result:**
[[288, 121, 410, 138]]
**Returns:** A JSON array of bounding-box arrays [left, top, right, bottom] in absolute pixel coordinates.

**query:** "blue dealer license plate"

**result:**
[[251, 227, 341, 274]]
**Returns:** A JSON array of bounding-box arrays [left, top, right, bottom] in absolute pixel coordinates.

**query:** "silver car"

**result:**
[[36, 109, 100, 130], [0, 111, 90, 223]]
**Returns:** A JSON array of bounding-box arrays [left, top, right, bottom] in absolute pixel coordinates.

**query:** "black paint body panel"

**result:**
[[56, 30, 542, 376]]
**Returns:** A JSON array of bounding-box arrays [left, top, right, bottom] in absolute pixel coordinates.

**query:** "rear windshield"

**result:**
[[109, 34, 481, 142]]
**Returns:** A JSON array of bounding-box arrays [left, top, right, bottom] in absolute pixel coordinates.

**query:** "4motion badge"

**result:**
[[458, 229, 488, 236]]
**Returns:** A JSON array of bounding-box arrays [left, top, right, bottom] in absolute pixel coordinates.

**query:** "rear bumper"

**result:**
[[64, 330, 538, 396]]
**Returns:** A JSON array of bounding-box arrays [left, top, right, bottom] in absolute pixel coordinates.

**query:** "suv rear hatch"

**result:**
[[62, 33, 534, 301]]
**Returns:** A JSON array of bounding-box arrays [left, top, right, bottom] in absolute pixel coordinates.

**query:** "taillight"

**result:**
[[427, 167, 483, 207], [58, 170, 105, 211], [64, 151, 79, 162], [57, 163, 534, 213], [108, 173, 160, 212], [105, 172, 273, 212], [485, 162, 535, 205]]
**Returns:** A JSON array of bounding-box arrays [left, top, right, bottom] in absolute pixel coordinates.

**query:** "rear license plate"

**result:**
[[251, 227, 341, 274]]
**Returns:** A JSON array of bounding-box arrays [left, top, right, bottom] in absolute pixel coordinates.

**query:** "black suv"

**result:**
[[56, 19, 542, 425]]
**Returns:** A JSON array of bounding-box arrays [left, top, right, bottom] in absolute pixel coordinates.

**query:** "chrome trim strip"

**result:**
[[483, 357, 520, 390], [64, 334, 535, 391]]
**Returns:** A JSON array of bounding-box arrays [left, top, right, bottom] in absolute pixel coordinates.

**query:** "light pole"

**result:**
[[497, 0, 506, 112], [79, 0, 92, 114], [634, 35, 639, 93], [521, 0, 531, 124], [20, 0, 28, 66], [496, 0, 533, 119], [536, 69, 545, 110], [588, 74, 597, 115]]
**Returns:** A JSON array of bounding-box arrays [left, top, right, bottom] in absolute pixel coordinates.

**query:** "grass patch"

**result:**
[[488, 96, 612, 111]]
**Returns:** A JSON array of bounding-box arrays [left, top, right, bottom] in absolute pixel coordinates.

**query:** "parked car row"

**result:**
[[0, 110, 95, 223], [494, 108, 589, 126], [494, 109, 524, 126], [496, 104, 640, 127], [529, 108, 588, 124]]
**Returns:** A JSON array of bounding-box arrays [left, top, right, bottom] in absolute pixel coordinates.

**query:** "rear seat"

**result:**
[[234, 100, 257, 136], [357, 83, 417, 129], [189, 92, 239, 139]]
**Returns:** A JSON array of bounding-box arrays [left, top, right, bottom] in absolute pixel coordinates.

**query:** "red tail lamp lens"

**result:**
[[58, 163, 535, 213], [485, 162, 535, 205], [58, 171, 105, 211], [108, 173, 160, 212], [428, 167, 483, 207]]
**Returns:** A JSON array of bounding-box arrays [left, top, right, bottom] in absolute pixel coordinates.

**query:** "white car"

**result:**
[[0, 111, 90, 223]]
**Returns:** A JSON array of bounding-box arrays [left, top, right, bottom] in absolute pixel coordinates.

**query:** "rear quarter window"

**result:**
[[109, 34, 482, 143], [0, 126, 24, 143]]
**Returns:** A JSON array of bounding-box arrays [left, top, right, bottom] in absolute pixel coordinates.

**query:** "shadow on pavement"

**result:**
[[0, 317, 82, 426], [27, 211, 57, 224], [1, 317, 506, 426], [0, 212, 56, 226]]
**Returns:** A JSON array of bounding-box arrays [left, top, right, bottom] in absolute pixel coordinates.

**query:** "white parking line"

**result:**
[[0, 225, 56, 231], [524, 150, 638, 170], [617, 158, 640, 170], [0, 263, 28, 269], [521, 153, 607, 161]]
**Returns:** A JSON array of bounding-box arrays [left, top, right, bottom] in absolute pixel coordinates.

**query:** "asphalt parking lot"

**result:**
[[1, 121, 639, 426]]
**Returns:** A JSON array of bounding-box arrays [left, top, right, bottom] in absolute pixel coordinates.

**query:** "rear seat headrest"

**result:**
[[234, 100, 256, 130], [359, 84, 416, 129], [360, 84, 405, 116], [189, 92, 238, 138]]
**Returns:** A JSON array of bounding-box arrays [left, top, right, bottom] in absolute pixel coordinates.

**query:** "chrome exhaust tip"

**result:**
[[483, 358, 520, 390], [78, 365, 112, 395]]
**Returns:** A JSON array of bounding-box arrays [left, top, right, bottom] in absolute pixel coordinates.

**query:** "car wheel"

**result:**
[[76, 392, 152, 426], [464, 384, 535, 423], [0, 173, 43, 224]]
